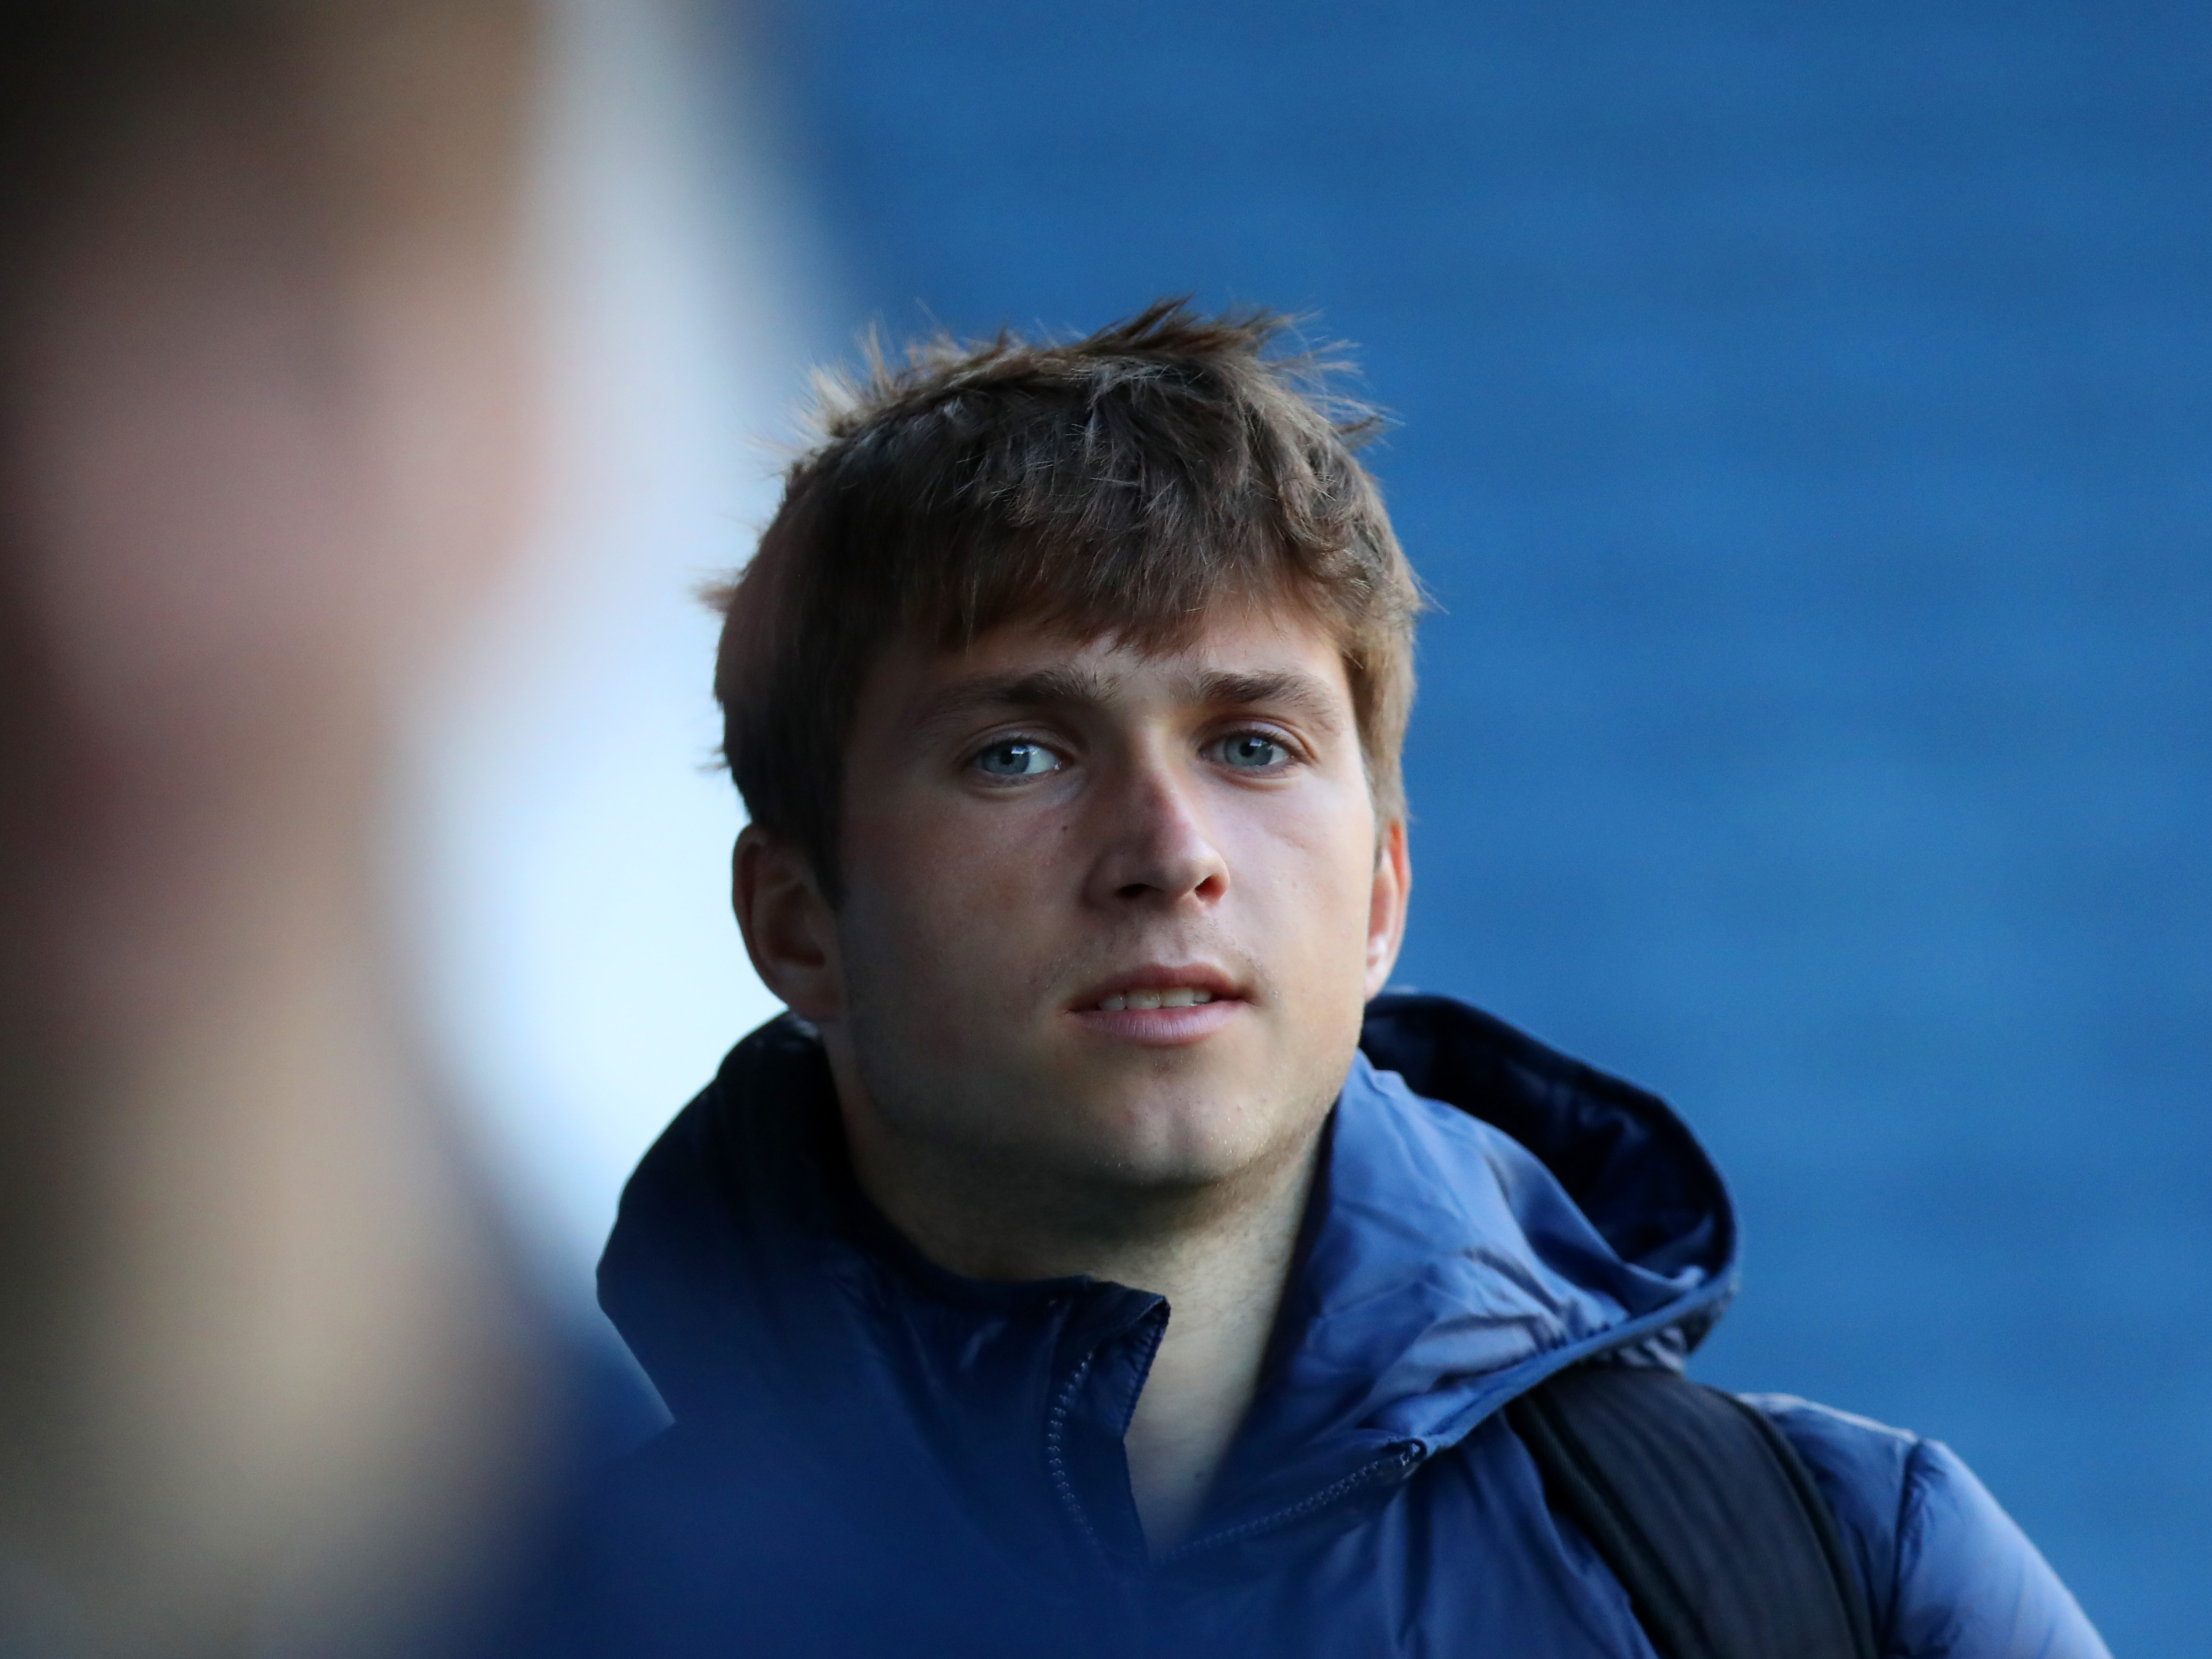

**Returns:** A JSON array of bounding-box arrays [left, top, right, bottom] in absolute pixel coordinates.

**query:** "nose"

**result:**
[[1082, 745, 1229, 910]]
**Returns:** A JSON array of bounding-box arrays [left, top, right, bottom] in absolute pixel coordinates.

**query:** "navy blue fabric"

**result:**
[[585, 993, 2105, 1656]]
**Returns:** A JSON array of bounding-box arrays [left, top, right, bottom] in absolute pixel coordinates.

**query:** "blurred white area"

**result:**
[[400, 0, 823, 1288]]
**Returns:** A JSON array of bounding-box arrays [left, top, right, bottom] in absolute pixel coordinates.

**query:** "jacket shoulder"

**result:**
[[1738, 1394, 2109, 1659]]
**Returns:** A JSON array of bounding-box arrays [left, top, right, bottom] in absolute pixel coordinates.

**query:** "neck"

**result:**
[[833, 1080, 1323, 1555], [1107, 1155, 1317, 1553]]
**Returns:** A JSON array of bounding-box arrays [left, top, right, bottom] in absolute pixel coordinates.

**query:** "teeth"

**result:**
[[1094, 988, 1216, 1012]]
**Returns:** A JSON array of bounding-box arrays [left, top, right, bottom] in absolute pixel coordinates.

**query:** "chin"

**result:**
[[1057, 1087, 1310, 1192]]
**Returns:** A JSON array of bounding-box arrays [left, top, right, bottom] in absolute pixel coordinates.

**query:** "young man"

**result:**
[[591, 303, 2106, 1656]]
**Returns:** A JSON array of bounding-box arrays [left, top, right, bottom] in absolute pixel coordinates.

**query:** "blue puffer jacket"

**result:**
[[587, 993, 2106, 1658]]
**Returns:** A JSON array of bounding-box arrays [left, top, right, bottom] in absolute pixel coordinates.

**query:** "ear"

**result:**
[[733, 824, 846, 1023], [1363, 816, 1411, 1001]]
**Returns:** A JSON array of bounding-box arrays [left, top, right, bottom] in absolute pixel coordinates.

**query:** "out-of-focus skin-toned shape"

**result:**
[[0, 4, 552, 1654]]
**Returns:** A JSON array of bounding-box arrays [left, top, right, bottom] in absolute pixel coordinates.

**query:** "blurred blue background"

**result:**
[[725, 0, 2209, 1646]]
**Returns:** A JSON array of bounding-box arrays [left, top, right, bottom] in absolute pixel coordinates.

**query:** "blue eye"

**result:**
[[1222, 734, 1289, 769], [974, 740, 1060, 778]]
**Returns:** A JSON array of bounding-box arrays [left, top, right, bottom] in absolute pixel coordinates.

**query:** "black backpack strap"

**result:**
[[1505, 1365, 1877, 1659]]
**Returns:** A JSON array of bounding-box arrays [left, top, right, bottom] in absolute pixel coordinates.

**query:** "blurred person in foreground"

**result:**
[[0, 4, 564, 1653], [583, 303, 2108, 1657]]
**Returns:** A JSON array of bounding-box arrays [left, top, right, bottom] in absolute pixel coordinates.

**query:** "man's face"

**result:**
[[747, 599, 1409, 1208]]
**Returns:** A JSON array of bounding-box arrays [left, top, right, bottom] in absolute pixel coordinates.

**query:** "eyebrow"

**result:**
[[910, 664, 1347, 736], [911, 667, 1118, 734], [1182, 669, 1347, 733]]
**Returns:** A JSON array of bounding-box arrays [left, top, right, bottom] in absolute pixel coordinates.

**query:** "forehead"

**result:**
[[859, 599, 1355, 734]]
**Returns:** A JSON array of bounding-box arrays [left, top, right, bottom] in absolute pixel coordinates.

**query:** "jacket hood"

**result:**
[[598, 992, 1736, 1564]]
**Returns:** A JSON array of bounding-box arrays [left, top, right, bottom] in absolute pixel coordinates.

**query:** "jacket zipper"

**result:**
[[1049, 1329, 1424, 1571], [1044, 1351, 1112, 1566], [1153, 1442, 1427, 1567]]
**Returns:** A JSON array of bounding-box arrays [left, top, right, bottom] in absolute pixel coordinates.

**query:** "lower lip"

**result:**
[[1069, 998, 1244, 1045]]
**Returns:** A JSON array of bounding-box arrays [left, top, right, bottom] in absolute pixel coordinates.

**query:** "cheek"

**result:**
[[842, 793, 1063, 993], [1228, 803, 1380, 979]]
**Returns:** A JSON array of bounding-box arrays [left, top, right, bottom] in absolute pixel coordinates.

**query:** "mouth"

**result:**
[[1093, 986, 1214, 1012], [1070, 964, 1243, 1013], [1067, 966, 1246, 1044]]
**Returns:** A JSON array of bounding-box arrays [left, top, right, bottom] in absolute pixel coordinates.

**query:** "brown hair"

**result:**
[[710, 298, 1424, 898]]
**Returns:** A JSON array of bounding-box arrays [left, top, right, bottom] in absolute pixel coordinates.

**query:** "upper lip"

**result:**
[[1068, 963, 1245, 1011]]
